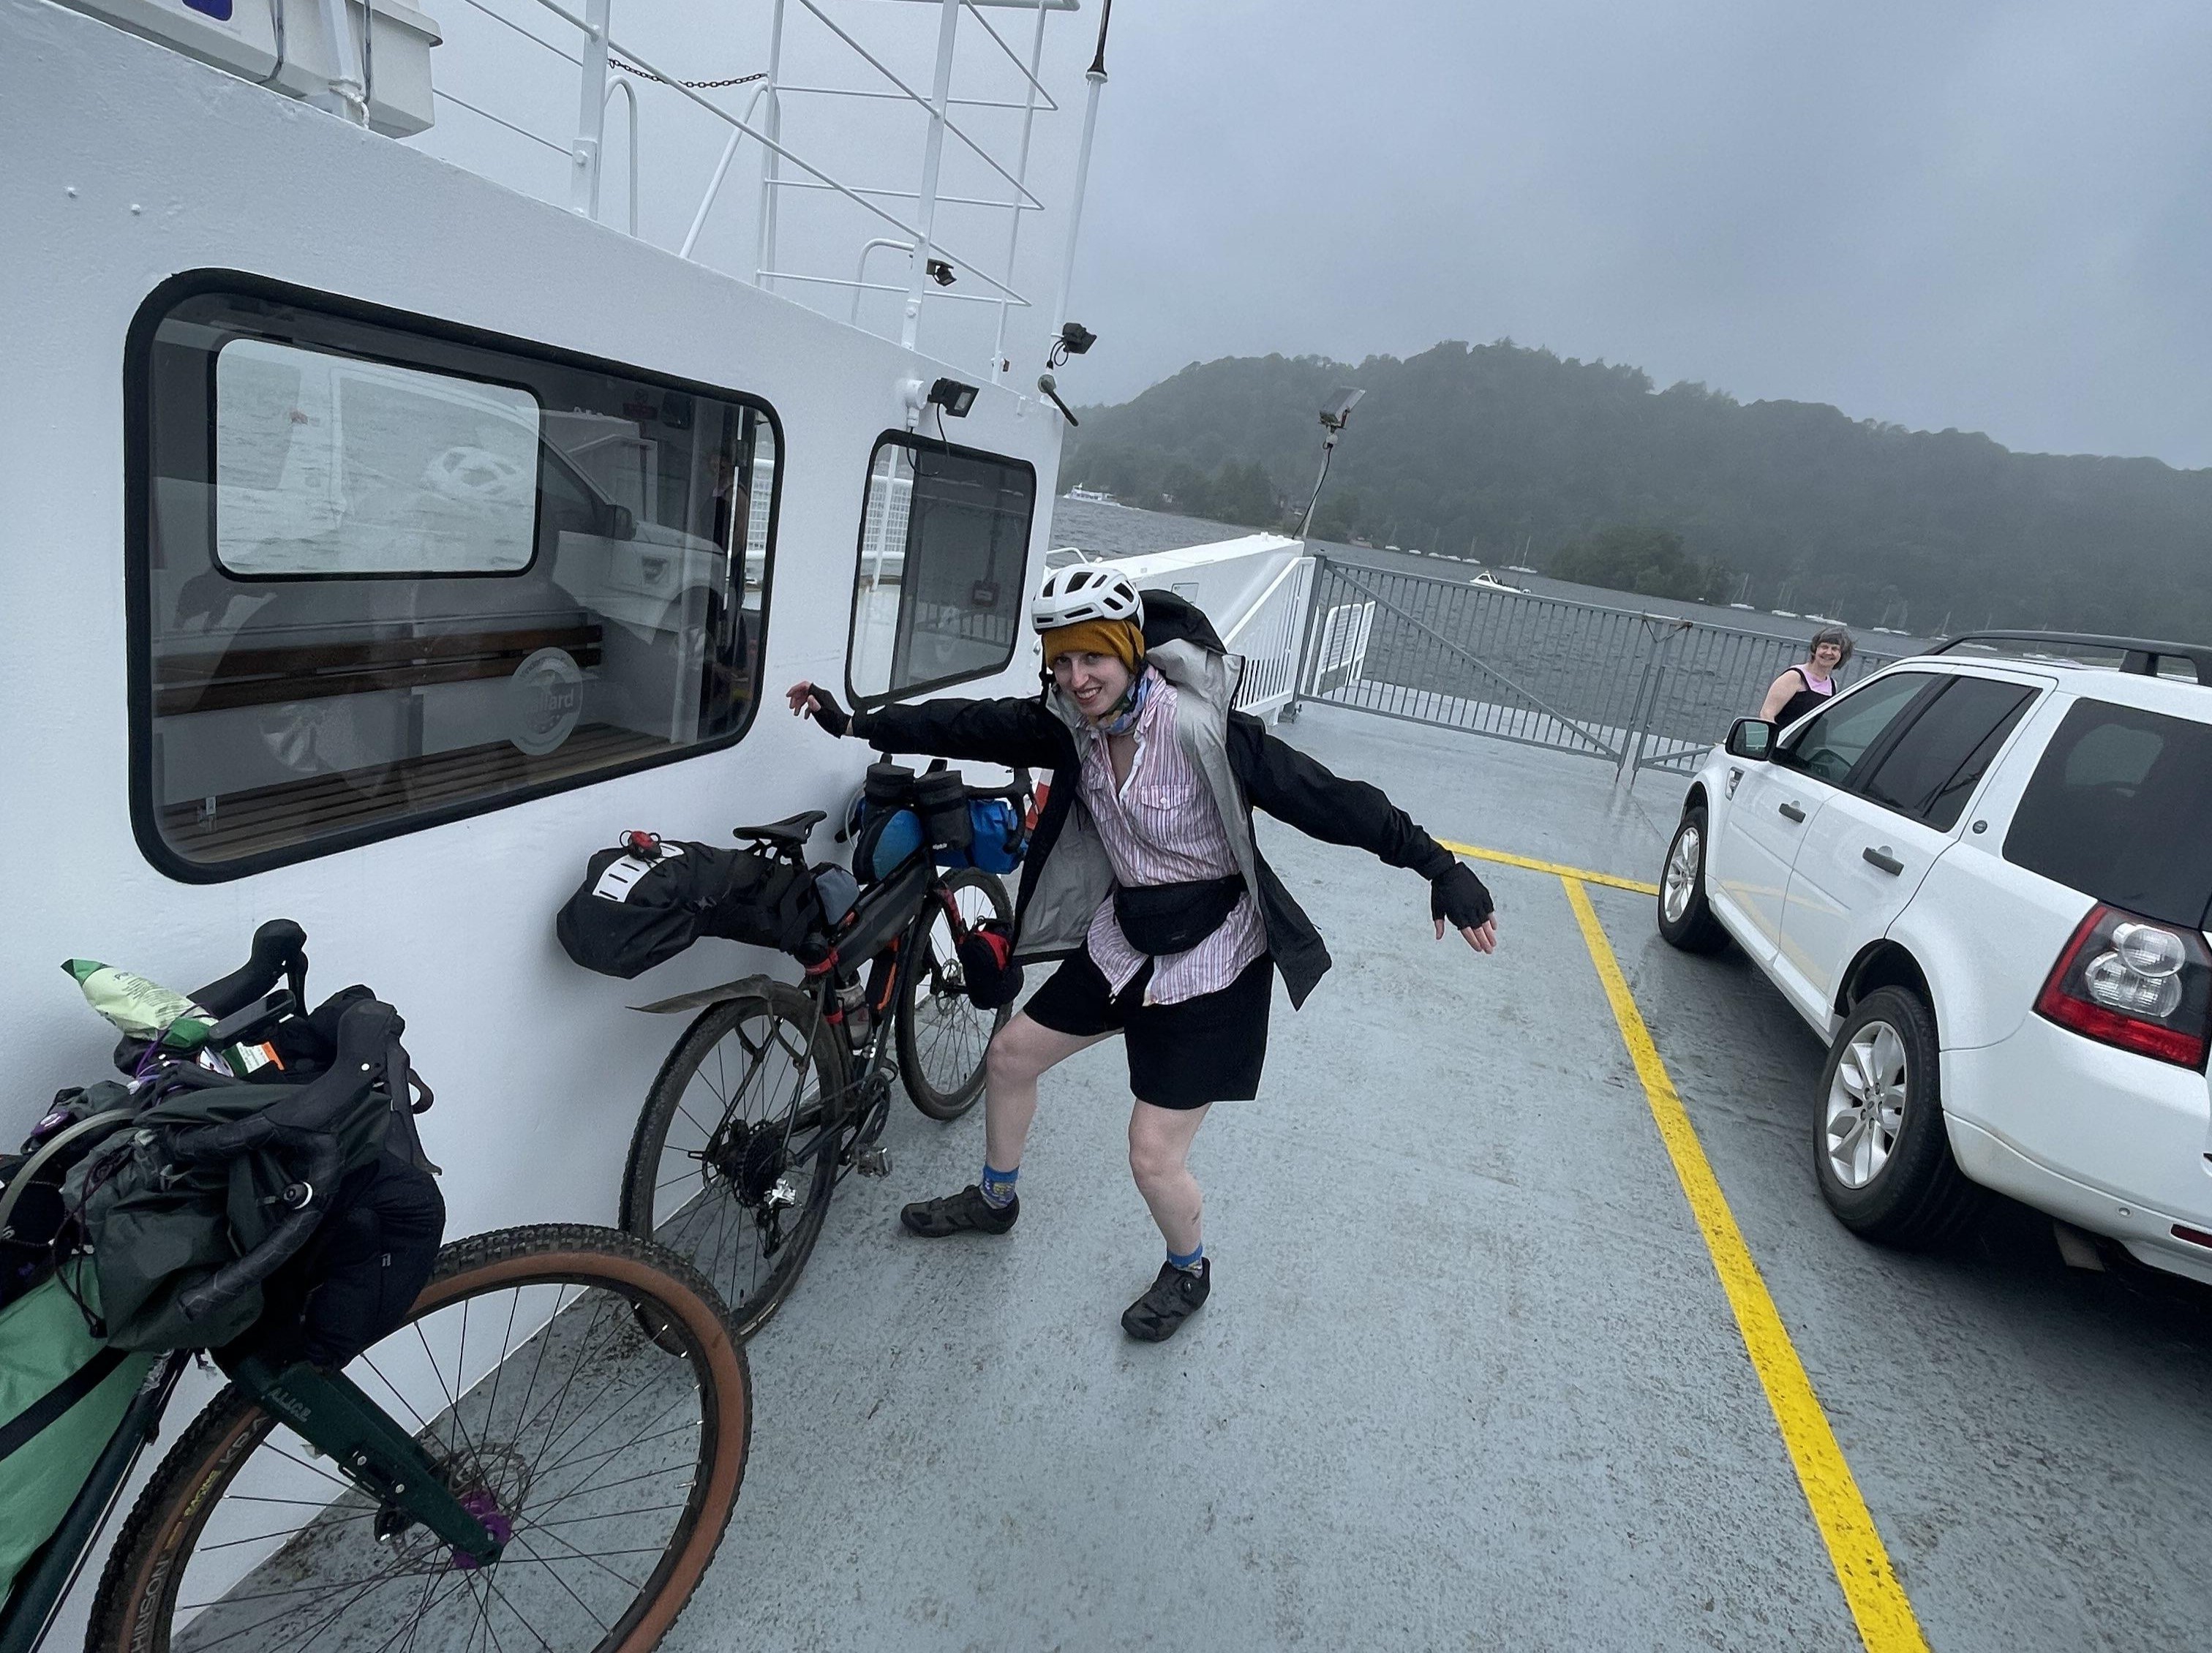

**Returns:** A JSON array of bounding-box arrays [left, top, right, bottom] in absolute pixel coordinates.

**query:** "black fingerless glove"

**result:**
[[1430, 861, 1494, 930], [807, 685, 851, 739]]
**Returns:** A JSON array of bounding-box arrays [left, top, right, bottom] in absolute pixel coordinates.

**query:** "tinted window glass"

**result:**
[[1858, 677, 2036, 831], [2004, 701, 2212, 928], [849, 435, 1034, 702], [1778, 671, 1936, 787], [135, 282, 779, 878]]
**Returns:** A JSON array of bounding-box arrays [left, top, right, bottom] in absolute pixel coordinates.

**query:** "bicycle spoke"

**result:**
[[480, 1570, 560, 1653], [516, 1521, 653, 1594], [504, 1535, 615, 1635]]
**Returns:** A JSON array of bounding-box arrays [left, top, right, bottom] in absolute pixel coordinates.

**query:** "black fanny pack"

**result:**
[[1113, 874, 1246, 957]]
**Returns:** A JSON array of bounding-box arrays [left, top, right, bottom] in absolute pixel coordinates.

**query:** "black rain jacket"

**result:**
[[852, 591, 1456, 1009]]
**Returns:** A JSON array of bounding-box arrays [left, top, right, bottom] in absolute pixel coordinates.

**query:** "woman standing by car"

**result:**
[[1758, 625, 1854, 726], [787, 566, 1498, 1344]]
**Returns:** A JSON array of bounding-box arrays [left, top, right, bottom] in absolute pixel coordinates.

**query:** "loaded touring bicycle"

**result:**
[[0, 0, 1140, 1640]]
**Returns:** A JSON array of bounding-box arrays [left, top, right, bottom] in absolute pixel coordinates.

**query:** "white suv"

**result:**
[[1656, 636, 2212, 1284]]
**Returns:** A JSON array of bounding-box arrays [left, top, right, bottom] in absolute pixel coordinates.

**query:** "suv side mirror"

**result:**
[[1725, 718, 1775, 761]]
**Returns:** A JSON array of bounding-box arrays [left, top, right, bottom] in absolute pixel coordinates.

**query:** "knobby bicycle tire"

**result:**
[[897, 867, 1015, 1121], [620, 982, 847, 1341], [88, 1224, 751, 1653]]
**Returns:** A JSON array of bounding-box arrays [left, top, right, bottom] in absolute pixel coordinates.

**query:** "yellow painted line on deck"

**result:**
[[1434, 838, 1660, 897], [1561, 875, 1930, 1653]]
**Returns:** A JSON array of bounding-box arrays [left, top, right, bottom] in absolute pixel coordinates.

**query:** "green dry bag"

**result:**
[[0, 1267, 155, 1604]]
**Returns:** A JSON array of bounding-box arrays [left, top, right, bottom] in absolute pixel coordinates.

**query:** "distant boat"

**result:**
[[1385, 544, 1402, 552], [1728, 602, 1756, 611], [1772, 609, 1799, 619], [1468, 571, 1524, 593], [1505, 565, 1538, 574], [1064, 486, 1118, 505]]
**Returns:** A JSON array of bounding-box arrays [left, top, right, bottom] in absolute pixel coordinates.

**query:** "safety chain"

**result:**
[[608, 58, 767, 90]]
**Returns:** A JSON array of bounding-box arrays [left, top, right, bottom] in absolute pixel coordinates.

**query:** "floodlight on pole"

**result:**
[[1296, 386, 1366, 541]]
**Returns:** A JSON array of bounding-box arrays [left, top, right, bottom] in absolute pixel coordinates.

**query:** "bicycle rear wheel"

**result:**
[[897, 867, 1016, 1121], [88, 1224, 750, 1653], [621, 982, 847, 1341]]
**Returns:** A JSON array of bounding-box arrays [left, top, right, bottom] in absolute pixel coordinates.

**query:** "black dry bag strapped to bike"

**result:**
[[66, 993, 445, 1359], [556, 832, 821, 978]]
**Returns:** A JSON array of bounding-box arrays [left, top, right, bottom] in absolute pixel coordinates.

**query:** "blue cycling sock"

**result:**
[[1167, 1242, 1204, 1274], [979, 1163, 1018, 1209]]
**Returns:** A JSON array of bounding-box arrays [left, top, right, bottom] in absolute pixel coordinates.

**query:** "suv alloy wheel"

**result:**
[[1656, 805, 1730, 954], [1813, 985, 1980, 1246]]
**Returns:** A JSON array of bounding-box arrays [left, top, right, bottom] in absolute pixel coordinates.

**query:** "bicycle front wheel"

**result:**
[[897, 867, 1015, 1120], [621, 982, 847, 1341], [89, 1224, 750, 1653]]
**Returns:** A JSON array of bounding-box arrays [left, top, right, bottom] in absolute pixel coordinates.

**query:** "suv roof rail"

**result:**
[[1928, 630, 2212, 686]]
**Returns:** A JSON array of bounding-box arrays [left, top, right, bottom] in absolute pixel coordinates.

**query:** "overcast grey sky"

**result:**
[[420, 1, 2212, 467]]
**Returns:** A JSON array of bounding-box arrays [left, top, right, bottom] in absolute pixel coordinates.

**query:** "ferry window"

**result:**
[[131, 279, 780, 880], [848, 434, 1034, 704], [216, 340, 541, 576]]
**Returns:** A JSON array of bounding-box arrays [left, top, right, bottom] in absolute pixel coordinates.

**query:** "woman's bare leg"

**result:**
[[1126, 1100, 1212, 1256], [982, 1012, 1108, 1172]]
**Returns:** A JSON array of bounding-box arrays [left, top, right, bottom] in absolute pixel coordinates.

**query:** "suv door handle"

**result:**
[[1778, 802, 1806, 823], [1862, 846, 1903, 876]]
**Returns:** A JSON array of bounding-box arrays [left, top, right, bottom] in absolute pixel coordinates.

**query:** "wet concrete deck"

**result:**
[[681, 704, 2212, 1652]]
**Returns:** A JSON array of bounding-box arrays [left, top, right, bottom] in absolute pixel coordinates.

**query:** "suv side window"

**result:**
[[1776, 671, 1938, 787], [2004, 700, 2212, 928], [1855, 677, 2036, 831]]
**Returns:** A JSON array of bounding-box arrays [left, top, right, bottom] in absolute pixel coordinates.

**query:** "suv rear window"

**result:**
[[2004, 700, 2212, 928]]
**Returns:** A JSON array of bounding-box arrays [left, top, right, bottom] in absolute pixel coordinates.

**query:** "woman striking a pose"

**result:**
[[789, 566, 1497, 1342]]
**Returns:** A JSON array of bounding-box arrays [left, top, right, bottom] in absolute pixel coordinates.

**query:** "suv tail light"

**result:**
[[2035, 903, 2212, 1069]]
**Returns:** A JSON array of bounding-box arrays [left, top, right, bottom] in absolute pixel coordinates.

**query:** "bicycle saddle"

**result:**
[[731, 810, 827, 848]]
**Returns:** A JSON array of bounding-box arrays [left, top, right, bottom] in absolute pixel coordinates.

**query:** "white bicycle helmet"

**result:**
[[1031, 565, 1143, 631]]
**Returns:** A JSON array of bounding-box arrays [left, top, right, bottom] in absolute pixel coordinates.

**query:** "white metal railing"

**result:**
[[1309, 599, 1378, 699], [424, 0, 1105, 383], [1225, 557, 1316, 720]]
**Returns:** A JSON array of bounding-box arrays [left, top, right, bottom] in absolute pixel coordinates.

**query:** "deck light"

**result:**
[[1297, 385, 1366, 541], [928, 377, 979, 418], [925, 258, 956, 287]]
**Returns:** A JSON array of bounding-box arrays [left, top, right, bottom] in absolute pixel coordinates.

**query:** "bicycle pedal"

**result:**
[[852, 1145, 892, 1178]]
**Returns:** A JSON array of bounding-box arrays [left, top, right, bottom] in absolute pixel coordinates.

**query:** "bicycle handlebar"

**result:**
[[191, 919, 309, 1020]]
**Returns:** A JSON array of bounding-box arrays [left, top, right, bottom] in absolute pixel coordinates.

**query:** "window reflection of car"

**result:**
[[159, 403, 750, 803]]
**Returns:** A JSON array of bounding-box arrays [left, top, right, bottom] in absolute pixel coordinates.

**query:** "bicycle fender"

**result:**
[[628, 977, 773, 1016]]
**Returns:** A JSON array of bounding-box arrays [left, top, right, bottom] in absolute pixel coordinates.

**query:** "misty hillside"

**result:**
[[1058, 344, 2212, 637]]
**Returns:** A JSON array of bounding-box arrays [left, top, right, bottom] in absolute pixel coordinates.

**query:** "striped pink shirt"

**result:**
[[1078, 671, 1268, 1005]]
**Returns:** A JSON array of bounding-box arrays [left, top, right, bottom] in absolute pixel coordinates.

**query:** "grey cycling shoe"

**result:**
[[899, 1185, 1018, 1238], [1121, 1258, 1210, 1341]]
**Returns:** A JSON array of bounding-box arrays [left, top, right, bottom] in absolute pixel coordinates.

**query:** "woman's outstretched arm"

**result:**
[[787, 681, 1069, 769]]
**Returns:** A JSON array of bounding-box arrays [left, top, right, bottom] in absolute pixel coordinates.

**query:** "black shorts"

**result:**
[[1021, 949, 1273, 1110]]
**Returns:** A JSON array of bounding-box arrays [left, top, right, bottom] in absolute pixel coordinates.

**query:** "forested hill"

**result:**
[[1057, 343, 2212, 637]]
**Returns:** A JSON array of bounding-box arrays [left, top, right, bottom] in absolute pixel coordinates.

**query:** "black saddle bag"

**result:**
[[1112, 875, 1246, 957], [556, 835, 821, 978]]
